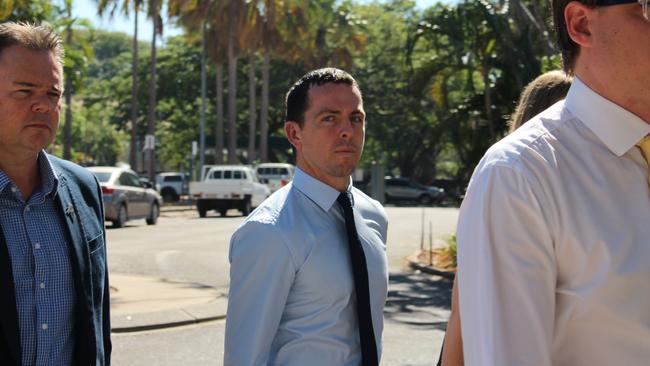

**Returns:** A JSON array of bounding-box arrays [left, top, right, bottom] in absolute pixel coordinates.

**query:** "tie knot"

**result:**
[[337, 192, 353, 210], [637, 135, 650, 165]]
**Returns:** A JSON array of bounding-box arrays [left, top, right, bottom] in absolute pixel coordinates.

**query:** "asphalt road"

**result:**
[[108, 205, 459, 365]]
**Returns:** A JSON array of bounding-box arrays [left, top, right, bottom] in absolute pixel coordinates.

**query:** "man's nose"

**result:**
[[31, 95, 53, 113], [339, 118, 355, 140]]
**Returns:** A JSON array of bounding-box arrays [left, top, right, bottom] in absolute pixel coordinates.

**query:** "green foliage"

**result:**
[[41, 0, 561, 182], [0, 0, 53, 22], [444, 234, 457, 268], [52, 100, 127, 166]]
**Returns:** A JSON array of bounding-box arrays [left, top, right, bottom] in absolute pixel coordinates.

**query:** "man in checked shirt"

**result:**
[[0, 23, 111, 365]]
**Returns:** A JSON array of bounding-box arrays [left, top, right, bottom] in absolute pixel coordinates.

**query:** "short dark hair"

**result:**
[[285, 68, 361, 127], [0, 22, 64, 66], [552, 0, 600, 74]]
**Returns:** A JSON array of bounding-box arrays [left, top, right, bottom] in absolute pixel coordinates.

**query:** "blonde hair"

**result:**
[[509, 70, 572, 133], [0, 22, 64, 66]]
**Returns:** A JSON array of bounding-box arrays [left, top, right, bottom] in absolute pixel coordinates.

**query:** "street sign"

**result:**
[[144, 134, 156, 150]]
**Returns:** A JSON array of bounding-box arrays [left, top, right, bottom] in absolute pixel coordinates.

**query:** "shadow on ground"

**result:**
[[384, 272, 453, 331]]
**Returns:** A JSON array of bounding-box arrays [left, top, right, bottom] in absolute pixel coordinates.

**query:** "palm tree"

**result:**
[[256, 0, 282, 162], [168, 0, 226, 165], [57, 0, 94, 160], [97, 0, 143, 170], [145, 0, 163, 182]]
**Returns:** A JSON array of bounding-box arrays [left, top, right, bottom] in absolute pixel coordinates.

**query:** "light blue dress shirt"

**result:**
[[0, 152, 75, 365], [225, 167, 389, 366]]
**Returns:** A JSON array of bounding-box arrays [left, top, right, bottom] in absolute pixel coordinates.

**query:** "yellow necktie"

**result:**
[[636, 135, 650, 188]]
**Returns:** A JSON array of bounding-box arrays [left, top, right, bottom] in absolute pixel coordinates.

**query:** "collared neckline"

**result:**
[[38, 151, 59, 197], [564, 77, 650, 157], [292, 166, 353, 212], [0, 151, 59, 198]]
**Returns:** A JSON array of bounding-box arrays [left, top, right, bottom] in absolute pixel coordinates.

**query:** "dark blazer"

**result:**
[[0, 156, 111, 365]]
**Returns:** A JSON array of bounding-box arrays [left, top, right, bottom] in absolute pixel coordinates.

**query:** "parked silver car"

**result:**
[[384, 177, 445, 205], [88, 166, 162, 228]]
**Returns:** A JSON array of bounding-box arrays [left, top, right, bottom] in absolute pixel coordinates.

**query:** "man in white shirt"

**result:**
[[224, 68, 388, 366], [457, 1, 650, 364]]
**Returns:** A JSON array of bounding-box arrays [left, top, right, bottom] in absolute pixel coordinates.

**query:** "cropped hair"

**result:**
[[285, 68, 360, 127], [552, 0, 598, 74], [0, 22, 64, 66]]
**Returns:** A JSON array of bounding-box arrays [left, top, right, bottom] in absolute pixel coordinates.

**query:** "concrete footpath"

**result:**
[[110, 274, 228, 333], [109, 251, 450, 334]]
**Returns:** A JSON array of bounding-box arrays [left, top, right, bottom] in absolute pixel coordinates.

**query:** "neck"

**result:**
[[0, 149, 41, 200], [296, 163, 350, 193], [575, 65, 650, 124]]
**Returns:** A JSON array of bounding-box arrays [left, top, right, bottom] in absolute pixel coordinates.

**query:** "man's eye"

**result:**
[[48, 92, 61, 100], [351, 116, 364, 123], [322, 116, 335, 122], [13, 90, 31, 97]]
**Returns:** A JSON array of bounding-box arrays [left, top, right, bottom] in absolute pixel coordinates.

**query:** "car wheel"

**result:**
[[240, 199, 251, 216], [146, 203, 159, 225], [219, 208, 228, 217], [419, 194, 432, 206], [162, 189, 178, 203], [113, 204, 127, 228], [197, 201, 207, 218]]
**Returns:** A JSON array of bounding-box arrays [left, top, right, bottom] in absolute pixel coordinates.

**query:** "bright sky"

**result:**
[[70, 0, 452, 42]]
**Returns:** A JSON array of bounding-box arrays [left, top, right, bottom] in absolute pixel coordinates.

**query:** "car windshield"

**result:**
[[93, 172, 112, 183]]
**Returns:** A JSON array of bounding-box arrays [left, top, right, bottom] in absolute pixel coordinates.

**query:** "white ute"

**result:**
[[189, 165, 270, 217]]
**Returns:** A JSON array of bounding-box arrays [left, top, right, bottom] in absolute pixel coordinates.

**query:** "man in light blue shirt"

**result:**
[[225, 68, 388, 366]]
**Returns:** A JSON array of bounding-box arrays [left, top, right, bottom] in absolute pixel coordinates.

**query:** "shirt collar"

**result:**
[[292, 166, 353, 212], [38, 151, 59, 197], [0, 151, 58, 197], [564, 77, 650, 157]]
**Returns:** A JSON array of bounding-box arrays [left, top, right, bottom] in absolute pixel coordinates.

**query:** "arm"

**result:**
[[441, 276, 464, 366], [224, 221, 296, 366], [457, 165, 556, 365], [91, 173, 111, 364]]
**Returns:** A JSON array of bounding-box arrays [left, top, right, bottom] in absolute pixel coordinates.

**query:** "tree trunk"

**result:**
[[129, 5, 139, 169], [215, 64, 224, 164], [247, 52, 257, 163], [199, 20, 207, 173], [227, 36, 238, 164], [146, 16, 158, 182], [259, 49, 270, 162], [63, 22, 73, 160]]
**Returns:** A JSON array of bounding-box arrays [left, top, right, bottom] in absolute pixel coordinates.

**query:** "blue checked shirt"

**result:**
[[0, 152, 76, 365]]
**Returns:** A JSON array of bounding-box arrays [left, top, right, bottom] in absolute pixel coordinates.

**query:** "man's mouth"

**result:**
[[25, 123, 52, 131]]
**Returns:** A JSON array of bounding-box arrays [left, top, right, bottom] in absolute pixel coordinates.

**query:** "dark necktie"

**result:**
[[337, 192, 379, 366]]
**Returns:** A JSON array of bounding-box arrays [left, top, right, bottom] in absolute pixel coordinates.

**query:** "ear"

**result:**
[[565, 1, 596, 48], [284, 121, 303, 151]]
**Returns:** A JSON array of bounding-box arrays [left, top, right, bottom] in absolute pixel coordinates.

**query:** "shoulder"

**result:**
[[473, 101, 578, 181], [351, 186, 387, 227], [230, 185, 297, 263], [48, 155, 98, 188]]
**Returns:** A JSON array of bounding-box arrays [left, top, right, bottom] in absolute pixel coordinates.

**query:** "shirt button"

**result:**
[[34, 243, 41, 250], [41, 323, 48, 330], [10, 187, 17, 193], [24, 206, 30, 213], [40, 283, 45, 289]]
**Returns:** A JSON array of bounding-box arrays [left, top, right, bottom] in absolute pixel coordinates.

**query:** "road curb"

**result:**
[[111, 297, 228, 333], [406, 252, 455, 280], [112, 314, 226, 333]]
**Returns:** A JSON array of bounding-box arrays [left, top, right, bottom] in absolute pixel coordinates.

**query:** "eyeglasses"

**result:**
[[595, 0, 649, 21]]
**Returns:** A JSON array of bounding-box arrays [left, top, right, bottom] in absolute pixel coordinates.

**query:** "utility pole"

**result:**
[[199, 20, 207, 176], [146, 12, 158, 182]]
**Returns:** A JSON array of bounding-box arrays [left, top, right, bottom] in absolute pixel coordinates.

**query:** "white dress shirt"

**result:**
[[224, 167, 388, 366], [457, 77, 650, 365]]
